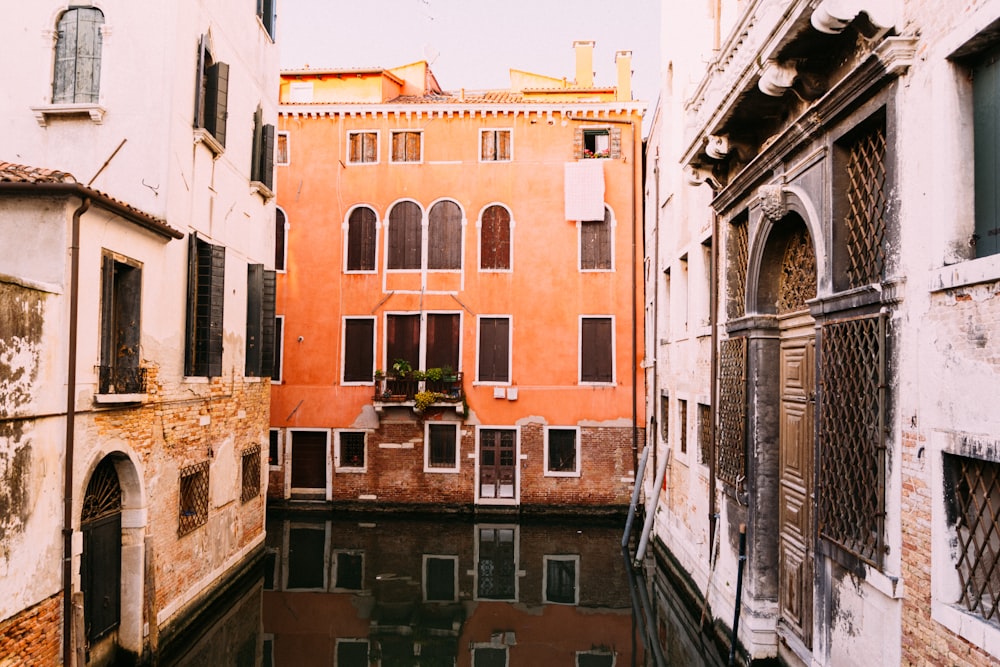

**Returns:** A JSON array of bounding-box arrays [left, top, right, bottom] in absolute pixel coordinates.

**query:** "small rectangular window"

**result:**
[[288, 81, 313, 103], [582, 129, 610, 158], [268, 429, 281, 468], [577, 651, 614, 667], [185, 235, 225, 377], [481, 129, 512, 161], [99, 252, 143, 395], [424, 555, 458, 602], [178, 462, 209, 536], [251, 107, 275, 191], [337, 640, 369, 667], [427, 423, 460, 471], [241, 445, 261, 503], [391, 130, 422, 163], [348, 131, 378, 164], [256, 0, 277, 40], [337, 431, 366, 470], [544, 555, 579, 605], [478, 316, 510, 383], [580, 317, 613, 383], [678, 399, 688, 455], [473, 647, 507, 667], [276, 131, 289, 165], [546, 428, 579, 476], [334, 551, 363, 590]]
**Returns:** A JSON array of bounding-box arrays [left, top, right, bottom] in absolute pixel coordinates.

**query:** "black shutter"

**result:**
[[117, 264, 141, 372], [194, 34, 207, 128], [251, 107, 263, 182], [262, 270, 276, 377], [426, 314, 459, 370], [246, 264, 264, 377], [344, 319, 374, 382], [272, 316, 283, 381], [184, 235, 199, 376], [261, 124, 275, 189], [275, 209, 286, 271], [207, 243, 226, 377], [205, 62, 229, 147], [100, 255, 114, 368]]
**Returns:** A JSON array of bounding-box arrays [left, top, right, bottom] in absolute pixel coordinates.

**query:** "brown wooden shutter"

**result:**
[[478, 318, 509, 382], [347, 207, 376, 271], [428, 201, 461, 269], [290, 431, 326, 489], [497, 130, 511, 160], [407, 131, 421, 161], [481, 131, 494, 161], [392, 132, 405, 161], [275, 209, 286, 271], [205, 62, 229, 147], [261, 123, 275, 188], [386, 314, 420, 370], [581, 210, 611, 269], [581, 317, 612, 382], [349, 133, 362, 163], [388, 202, 421, 269], [100, 255, 115, 369], [426, 314, 460, 370], [344, 319, 374, 382], [363, 133, 377, 163], [481, 205, 510, 270], [194, 35, 207, 127]]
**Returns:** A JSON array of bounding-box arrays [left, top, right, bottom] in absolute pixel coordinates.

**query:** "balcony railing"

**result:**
[[98, 365, 146, 395], [373, 371, 464, 408]]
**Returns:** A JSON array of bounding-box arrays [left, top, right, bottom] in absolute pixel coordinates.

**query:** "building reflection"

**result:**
[[261, 515, 641, 666]]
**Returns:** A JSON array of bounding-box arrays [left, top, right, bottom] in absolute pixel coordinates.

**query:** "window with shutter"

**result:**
[[246, 265, 277, 377], [973, 46, 1000, 258], [250, 107, 275, 190], [545, 428, 579, 475], [428, 200, 462, 270], [99, 252, 143, 394], [343, 318, 375, 383], [53, 8, 104, 104], [480, 205, 511, 270], [185, 235, 225, 377], [346, 207, 377, 271], [276, 131, 290, 165], [387, 202, 422, 270], [391, 130, 422, 163], [480, 129, 512, 161], [426, 313, 460, 371], [426, 423, 460, 471], [348, 131, 378, 164], [580, 208, 612, 270], [275, 208, 287, 271], [580, 317, 612, 383], [477, 317, 510, 383], [193, 35, 228, 151], [386, 314, 420, 371], [256, 0, 277, 41]]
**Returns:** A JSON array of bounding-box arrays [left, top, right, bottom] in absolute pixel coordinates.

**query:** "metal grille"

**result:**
[[98, 365, 146, 395], [844, 123, 887, 288], [717, 337, 747, 487], [178, 461, 210, 536], [946, 454, 1000, 625], [241, 445, 261, 503], [82, 458, 121, 522], [698, 404, 711, 466], [727, 218, 749, 320], [818, 315, 886, 566], [339, 432, 365, 468], [776, 229, 817, 314]]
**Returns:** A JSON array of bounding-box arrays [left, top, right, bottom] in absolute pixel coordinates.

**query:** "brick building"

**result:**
[[0, 1, 278, 664], [270, 42, 645, 514], [644, 0, 1000, 664]]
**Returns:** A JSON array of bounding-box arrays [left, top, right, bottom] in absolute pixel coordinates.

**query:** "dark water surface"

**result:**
[[162, 513, 727, 666]]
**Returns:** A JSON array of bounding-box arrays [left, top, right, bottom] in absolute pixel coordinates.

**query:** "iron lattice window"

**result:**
[[698, 403, 711, 466], [844, 122, 887, 289], [945, 454, 1000, 626], [776, 228, 817, 315], [818, 314, 886, 566], [340, 432, 365, 469], [82, 458, 122, 522], [727, 216, 749, 321], [717, 337, 747, 487], [241, 445, 261, 503], [178, 461, 210, 536], [547, 429, 578, 473]]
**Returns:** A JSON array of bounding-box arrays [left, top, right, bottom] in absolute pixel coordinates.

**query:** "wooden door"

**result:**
[[778, 335, 815, 647], [81, 512, 121, 642], [479, 429, 516, 500], [291, 431, 327, 490]]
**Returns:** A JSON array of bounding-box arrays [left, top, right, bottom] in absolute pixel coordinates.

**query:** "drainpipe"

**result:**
[[708, 196, 720, 563], [64, 196, 90, 667]]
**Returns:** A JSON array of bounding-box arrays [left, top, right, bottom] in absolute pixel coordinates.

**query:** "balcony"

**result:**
[[96, 365, 147, 403], [373, 371, 465, 415]]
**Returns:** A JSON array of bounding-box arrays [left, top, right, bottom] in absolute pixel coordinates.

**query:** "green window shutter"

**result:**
[[207, 243, 226, 377], [261, 124, 275, 189], [261, 269, 276, 377], [205, 62, 229, 147]]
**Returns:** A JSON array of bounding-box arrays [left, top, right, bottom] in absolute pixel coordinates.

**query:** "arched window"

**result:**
[[53, 7, 105, 104], [347, 206, 377, 271], [480, 205, 511, 270], [428, 200, 462, 270], [275, 208, 287, 271], [387, 202, 422, 270], [580, 207, 612, 270]]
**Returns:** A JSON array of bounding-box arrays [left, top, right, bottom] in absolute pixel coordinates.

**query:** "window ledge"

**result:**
[[193, 128, 225, 156], [94, 392, 146, 405], [250, 180, 275, 201], [930, 253, 1000, 292], [31, 103, 106, 127], [932, 601, 1000, 659]]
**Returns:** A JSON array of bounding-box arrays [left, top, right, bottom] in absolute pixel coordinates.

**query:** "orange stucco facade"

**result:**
[[271, 44, 645, 512]]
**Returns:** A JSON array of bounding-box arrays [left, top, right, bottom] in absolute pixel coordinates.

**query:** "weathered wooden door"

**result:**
[[80, 457, 122, 644], [479, 430, 516, 500], [290, 431, 327, 490], [778, 332, 815, 648]]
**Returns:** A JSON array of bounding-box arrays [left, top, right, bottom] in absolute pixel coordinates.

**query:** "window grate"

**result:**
[[717, 337, 747, 487], [818, 314, 886, 566], [727, 217, 749, 321], [340, 432, 365, 469], [178, 461, 210, 536], [776, 228, 817, 314], [946, 454, 1000, 626], [844, 123, 887, 288], [82, 458, 121, 522], [698, 404, 711, 466], [241, 445, 261, 503]]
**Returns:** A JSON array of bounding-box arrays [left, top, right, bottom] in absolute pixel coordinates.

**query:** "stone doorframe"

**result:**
[[77, 446, 147, 657]]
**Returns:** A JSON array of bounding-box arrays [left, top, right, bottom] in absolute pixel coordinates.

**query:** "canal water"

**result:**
[[161, 513, 729, 666]]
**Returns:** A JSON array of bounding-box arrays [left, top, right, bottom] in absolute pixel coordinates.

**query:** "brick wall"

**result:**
[[0, 593, 61, 667]]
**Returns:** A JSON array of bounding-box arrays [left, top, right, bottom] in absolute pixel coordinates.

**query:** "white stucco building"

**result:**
[[0, 2, 279, 664]]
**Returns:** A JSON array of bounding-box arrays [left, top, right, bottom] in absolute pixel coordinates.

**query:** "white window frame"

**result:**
[[477, 202, 515, 273], [341, 316, 377, 385], [342, 205, 380, 274], [334, 429, 368, 472], [346, 130, 379, 165], [422, 554, 459, 602], [542, 554, 580, 605], [276, 130, 290, 166], [582, 127, 611, 159], [479, 128, 513, 162], [268, 428, 282, 471], [286, 428, 331, 499], [424, 421, 461, 473], [577, 206, 616, 273], [389, 129, 424, 164], [381, 310, 463, 373], [474, 314, 513, 386], [271, 314, 285, 384], [578, 315, 616, 386], [544, 426, 581, 477], [331, 549, 365, 591]]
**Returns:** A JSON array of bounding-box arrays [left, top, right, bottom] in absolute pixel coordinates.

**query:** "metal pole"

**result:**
[[634, 446, 670, 567], [729, 523, 747, 667], [622, 444, 651, 549]]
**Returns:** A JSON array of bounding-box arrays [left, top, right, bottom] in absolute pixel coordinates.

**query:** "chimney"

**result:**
[[574, 40, 595, 88], [615, 50, 632, 101]]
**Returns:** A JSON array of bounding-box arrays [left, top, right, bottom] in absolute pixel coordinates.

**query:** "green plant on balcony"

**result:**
[[392, 358, 412, 377]]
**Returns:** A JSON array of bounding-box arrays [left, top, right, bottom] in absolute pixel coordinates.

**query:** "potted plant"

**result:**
[[413, 390, 437, 414], [441, 365, 457, 382], [424, 367, 443, 382], [392, 358, 412, 377]]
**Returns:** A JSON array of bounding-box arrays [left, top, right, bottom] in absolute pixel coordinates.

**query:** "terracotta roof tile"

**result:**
[[0, 161, 77, 184]]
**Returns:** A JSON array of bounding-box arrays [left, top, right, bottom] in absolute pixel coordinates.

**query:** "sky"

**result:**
[[278, 0, 661, 108]]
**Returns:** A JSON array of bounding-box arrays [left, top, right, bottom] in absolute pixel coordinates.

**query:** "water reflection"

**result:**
[[262, 514, 640, 666]]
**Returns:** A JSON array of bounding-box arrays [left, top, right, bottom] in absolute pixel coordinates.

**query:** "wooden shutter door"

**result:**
[[389, 202, 421, 269], [481, 206, 510, 270], [429, 201, 461, 269], [386, 314, 420, 369], [581, 318, 612, 382], [426, 314, 459, 370], [497, 130, 511, 160], [344, 319, 374, 382], [478, 318, 509, 382], [348, 207, 376, 271]]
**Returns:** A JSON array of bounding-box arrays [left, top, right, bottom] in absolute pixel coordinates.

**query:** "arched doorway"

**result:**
[[81, 456, 122, 662], [757, 213, 818, 653]]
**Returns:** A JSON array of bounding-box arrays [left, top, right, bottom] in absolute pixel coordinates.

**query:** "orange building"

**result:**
[[270, 41, 645, 513]]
